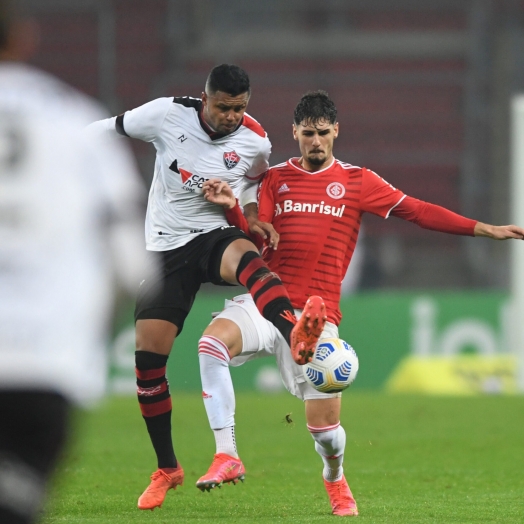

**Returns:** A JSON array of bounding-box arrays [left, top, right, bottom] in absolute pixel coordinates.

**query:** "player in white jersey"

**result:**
[[196, 91, 524, 517], [0, 2, 147, 523], [87, 65, 327, 509]]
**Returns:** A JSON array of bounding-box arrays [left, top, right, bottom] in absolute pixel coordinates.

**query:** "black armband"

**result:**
[[115, 114, 129, 137]]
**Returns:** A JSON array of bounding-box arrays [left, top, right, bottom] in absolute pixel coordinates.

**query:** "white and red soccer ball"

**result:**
[[303, 337, 359, 393]]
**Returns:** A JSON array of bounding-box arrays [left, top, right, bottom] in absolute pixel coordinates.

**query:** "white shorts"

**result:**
[[212, 294, 341, 401]]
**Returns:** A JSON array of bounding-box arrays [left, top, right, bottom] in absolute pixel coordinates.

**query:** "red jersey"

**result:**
[[226, 157, 476, 326], [256, 158, 405, 325]]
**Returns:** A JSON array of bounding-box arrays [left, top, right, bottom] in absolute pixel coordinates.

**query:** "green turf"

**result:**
[[41, 392, 524, 523]]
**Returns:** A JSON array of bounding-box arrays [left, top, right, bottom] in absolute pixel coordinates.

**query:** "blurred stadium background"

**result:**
[[25, 0, 524, 394]]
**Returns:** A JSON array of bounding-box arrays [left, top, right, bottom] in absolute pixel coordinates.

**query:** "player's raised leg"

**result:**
[[306, 398, 358, 516], [197, 319, 246, 491], [135, 319, 184, 510], [219, 239, 326, 364]]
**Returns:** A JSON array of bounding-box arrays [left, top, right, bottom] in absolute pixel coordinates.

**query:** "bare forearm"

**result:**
[[474, 222, 494, 238], [243, 202, 258, 220]]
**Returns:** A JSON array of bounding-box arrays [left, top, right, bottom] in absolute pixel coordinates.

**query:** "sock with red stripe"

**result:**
[[236, 251, 295, 344], [308, 423, 346, 482], [135, 351, 178, 469], [198, 336, 239, 458]]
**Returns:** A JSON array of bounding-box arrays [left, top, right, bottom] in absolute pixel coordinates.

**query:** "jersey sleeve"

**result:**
[[245, 136, 271, 182], [239, 177, 260, 207], [360, 168, 406, 218], [119, 97, 173, 143], [224, 203, 264, 249], [226, 172, 273, 250], [239, 137, 271, 206], [390, 195, 477, 236], [257, 170, 276, 223], [84, 116, 121, 141]]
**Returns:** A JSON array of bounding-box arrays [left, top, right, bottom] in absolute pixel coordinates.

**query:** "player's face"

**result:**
[[293, 119, 339, 170], [201, 90, 250, 135]]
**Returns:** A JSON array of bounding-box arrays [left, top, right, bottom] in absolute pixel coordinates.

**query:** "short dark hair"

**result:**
[[205, 64, 250, 97], [293, 90, 338, 126]]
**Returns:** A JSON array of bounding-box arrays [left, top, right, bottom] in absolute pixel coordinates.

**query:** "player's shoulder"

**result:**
[[241, 113, 267, 139], [266, 161, 290, 178], [262, 161, 293, 187], [148, 96, 198, 118], [334, 159, 363, 174], [358, 165, 385, 181], [267, 161, 289, 174], [172, 96, 202, 111], [154, 96, 201, 131], [232, 113, 270, 158]]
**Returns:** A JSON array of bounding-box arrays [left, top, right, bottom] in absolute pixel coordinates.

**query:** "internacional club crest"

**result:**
[[223, 151, 241, 169], [326, 181, 345, 199]]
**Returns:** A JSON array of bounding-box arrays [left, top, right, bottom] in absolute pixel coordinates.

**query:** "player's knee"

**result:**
[[308, 424, 346, 455], [198, 334, 233, 363], [135, 319, 177, 354], [202, 319, 242, 357], [221, 240, 259, 284], [135, 350, 168, 371]]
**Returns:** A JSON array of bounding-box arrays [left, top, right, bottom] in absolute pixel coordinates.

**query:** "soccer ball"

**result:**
[[302, 338, 359, 393]]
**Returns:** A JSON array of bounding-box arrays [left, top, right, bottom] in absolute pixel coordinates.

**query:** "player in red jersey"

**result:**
[[195, 91, 524, 516]]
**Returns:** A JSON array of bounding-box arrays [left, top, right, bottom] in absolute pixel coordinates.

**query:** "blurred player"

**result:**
[[197, 90, 524, 516], [86, 65, 326, 509], [0, 2, 149, 523]]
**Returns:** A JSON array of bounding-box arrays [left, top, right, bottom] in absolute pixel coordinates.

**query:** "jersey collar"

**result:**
[[287, 156, 336, 174], [198, 109, 243, 141]]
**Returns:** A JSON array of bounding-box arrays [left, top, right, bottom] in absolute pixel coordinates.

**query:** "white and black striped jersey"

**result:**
[[87, 96, 271, 251], [0, 63, 146, 406]]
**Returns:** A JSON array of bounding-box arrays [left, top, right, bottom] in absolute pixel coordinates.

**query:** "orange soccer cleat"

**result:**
[[196, 453, 246, 492], [289, 295, 327, 365], [137, 466, 184, 510], [323, 476, 359, 516]]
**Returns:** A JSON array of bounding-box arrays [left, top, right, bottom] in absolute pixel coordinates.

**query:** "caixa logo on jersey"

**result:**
[[182, 173, 208, 192], [223, 151, 241, 170], [169, 159, 208, 193]]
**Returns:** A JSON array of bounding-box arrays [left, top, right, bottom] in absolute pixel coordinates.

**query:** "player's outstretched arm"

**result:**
[[85, 116, 122, 141], [390, 196, 524, 240], [474, 222, 524, 240], [86, 98, 172, 143]]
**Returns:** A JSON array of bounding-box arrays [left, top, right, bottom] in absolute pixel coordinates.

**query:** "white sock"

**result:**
[[198, 335, 239, 458], [213, 427, 238, 458], [308, 423, 346, 482]]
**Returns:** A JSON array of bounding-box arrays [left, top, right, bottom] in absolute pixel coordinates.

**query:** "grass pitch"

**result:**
[[42, 392, 523, 523]]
